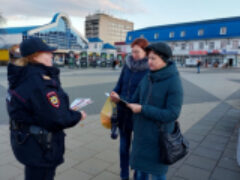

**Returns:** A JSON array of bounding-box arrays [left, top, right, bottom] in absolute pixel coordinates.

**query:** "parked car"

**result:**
[[185, 58, 198, 67]]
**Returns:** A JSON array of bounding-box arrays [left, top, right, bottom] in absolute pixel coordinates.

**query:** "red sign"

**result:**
[[189, 51, 208, 55], [211, 50, 220, 54]]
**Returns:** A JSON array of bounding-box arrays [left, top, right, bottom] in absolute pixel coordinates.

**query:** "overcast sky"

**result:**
[[1, 0, 240, 35]]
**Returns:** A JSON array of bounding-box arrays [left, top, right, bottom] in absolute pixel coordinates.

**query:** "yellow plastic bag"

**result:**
[[100, 97, 116, 129]]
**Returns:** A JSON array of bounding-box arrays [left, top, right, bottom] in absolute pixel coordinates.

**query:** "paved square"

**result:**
[[0, 66, 240, 180]]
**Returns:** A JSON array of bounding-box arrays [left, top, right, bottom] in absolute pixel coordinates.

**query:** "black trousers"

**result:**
[[25, 166, 56, 180]]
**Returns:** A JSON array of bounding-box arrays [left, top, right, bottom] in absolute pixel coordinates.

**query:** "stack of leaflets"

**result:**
[[70, 98, 93, 111]]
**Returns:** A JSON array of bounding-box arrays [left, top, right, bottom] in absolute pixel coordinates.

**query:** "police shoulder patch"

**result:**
[[46, 91, 60, 108]]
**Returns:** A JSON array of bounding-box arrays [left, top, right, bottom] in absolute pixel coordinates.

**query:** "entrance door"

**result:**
[[228, 58, 233, 67]]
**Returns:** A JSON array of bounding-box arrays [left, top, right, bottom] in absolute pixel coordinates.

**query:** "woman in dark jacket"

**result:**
[[6, 37, 86, 180], [128, 42, 183, 180], [110, 38, 149, 180]]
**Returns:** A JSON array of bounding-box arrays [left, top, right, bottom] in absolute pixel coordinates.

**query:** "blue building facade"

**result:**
[[126, 17, 240, 67], [0, 12, 88, 53]]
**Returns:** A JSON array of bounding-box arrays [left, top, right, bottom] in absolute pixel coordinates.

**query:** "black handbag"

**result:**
[[158, 121, 189, 165]]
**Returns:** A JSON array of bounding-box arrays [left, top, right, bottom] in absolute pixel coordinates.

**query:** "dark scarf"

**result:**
[[125, 55, 149, 72]]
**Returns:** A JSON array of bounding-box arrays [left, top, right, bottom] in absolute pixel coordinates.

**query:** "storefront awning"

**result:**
[[189, 51, 208, 55], [221, 50, 238, 55], [208, 50, 220, 54]]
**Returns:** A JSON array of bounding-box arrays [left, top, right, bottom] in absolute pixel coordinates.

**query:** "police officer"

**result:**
[[6, 37, 87, 180]]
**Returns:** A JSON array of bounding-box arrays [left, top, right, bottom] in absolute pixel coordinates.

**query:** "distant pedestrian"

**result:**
[[197, 59, 201, 73], [68, 52, 75, 68], [112, 59, 117, 70]]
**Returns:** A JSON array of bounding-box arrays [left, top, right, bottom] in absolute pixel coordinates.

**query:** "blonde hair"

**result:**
[[13, 57, 28, 66], [9, 46, 41, 66]]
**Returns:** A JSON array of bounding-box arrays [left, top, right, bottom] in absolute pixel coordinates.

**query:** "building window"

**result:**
[[232, 40, 239, 49], [189, 42, 193, 50], [169, 32, 175, 38], [170, 43, 175, 51], [198, 29, 204, 36], [180, 31, 186, 37], [181, 43, 186, 50], [154, 33, 159, 39], [220, 27, 227, 35], [199, 42, 204, 49], [221, 40, 227, 48], [209, 42, 215, 49]]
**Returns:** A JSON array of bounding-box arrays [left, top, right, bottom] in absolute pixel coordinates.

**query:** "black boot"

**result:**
[[111, 125, 118, 139]]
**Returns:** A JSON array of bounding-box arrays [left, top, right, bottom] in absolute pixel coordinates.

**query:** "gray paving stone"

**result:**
[[171, 155, 188, 169], [0, 142, 12, 154], [65, 138, 85, 150], [170, 177, 186, 180], [95, 150, 119, 164], [211, 167, 240, 180], [56, 169, 92, 180], [200, 140, 226, 151], [9, 174, 24, 180], [204, 134, 229, 144], [201, 113, 223, 123], [56, 155, 80, 175], [188, 140, 199, 151], [216, 121, 237, 129], [0, 151, 17, 166], [0, 135, 9, 144], [9, 161, 24, 170], [176, 164, 211, 180], [74, 158, 111, 176], [191, 123, 213, 131], [1, 68, 240, 180], [185, 154, 217, 171], [167, 167, 178, 179], [83, 140, 111, 152], [214, 125, 236, 133], [218, 157, 240, 172], [0, 164, 22, 180], [70, 132, 101, 144], [65, 147, 98, 163], [227, 89, 240, 100], [186, 127, 211, 136], [181, 78, 220, 105], [197, 120, 217, 127], [90, 171, 119, 180], [212, 102, 231, 113], [106, 163, 120, 175], [193, 146, 222, 160], [210, 129, 232, 138], [226, 108, 240, 118], [222, 148, 237, 160], [184, 132, 206, 143], [230, 135, 238, 143], [226, 141, 238, 151]]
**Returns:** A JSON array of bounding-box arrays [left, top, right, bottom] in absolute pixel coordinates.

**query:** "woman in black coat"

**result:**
[[110, 38, 149, 180], [6, 37, 87, 180]]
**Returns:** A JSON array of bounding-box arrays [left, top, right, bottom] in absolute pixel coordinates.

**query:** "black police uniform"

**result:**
[[6, 62, 82, 180]]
